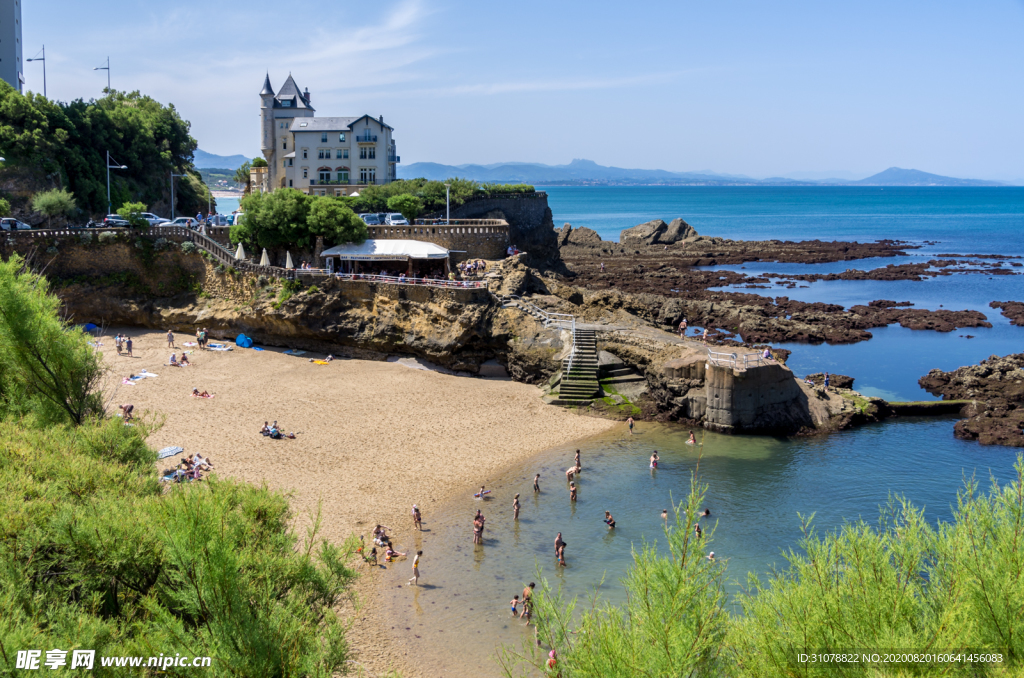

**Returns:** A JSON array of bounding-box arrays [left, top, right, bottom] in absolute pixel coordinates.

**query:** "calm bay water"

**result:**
[[382, 421, 1022, 676]]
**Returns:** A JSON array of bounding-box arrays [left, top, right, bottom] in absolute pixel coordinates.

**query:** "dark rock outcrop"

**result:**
[[620, 218, 697, 246], [990, 301, 1024, 326], [557, 223, 603, 247], [919, 354, 1024, 447], [805, 373, 855, 389]]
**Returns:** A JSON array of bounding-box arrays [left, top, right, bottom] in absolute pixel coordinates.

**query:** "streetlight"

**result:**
[[26, 46, 45, 98], [170, 170, 187, 220], [444, 182, 451, 225], [105, 151, 127, 215], [94, 57, 110, 93]]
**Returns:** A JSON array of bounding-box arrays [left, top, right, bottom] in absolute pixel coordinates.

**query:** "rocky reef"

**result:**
[[919, 354, 1024, 447]]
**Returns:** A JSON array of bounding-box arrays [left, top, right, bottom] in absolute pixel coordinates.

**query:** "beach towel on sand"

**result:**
[[122, 378, 136, 385], [252, 347, 265, 351], [283, 349, 307, 356], [312, 360, 330, 365], [208, 346, 233, 352], [158, 446, 184, 459], [183, 341, 198, 346]]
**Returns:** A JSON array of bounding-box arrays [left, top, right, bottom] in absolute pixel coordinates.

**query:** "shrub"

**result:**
[[45, 246, 58, 255], [152, 237, 170, 251], [257, 274, 268, 286], [78, 232, 93, 244], [134, 239, 144, 249], [306, 284, 320, 294], [31, 188, 77, 227], [0, 197, 10, 217], [215, 263, 225, 273], [180, 240, 197, 254]]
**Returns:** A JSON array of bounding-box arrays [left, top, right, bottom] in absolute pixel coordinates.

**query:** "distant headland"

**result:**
[[394, 159, 1010, 187]]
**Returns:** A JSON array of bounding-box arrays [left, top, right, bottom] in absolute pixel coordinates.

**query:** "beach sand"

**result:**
[[99, 327, 615, 675]]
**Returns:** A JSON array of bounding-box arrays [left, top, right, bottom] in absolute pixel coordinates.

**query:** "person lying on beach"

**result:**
[[119, 404, 134, 421], [191, 388, 212, 398], [384, 546, 406, 561], [325, 354, 334, 362]]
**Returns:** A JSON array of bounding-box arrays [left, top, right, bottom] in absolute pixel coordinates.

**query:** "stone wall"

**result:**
[[449, 193, 559, 264], [703, 362, 812, 433]]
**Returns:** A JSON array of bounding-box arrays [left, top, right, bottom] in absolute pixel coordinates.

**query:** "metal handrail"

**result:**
[[335, 273, 487, 289], [707, 349, 767, 369], [494, 293, 579, 378]]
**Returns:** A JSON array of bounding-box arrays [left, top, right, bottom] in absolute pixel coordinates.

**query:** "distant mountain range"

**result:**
[[194, 150, 253, 171], [397, 159, 1008, 187]]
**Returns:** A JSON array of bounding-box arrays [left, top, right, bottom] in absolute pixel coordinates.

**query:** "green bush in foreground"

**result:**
[[501, 464, 1024, 677], [0, 418, 360, 677]]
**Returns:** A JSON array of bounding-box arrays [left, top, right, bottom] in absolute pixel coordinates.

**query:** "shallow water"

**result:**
[[380, 419, 1021, 676]]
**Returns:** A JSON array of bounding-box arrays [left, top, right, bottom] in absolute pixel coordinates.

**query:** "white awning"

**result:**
[[321, 239, 449, 260]]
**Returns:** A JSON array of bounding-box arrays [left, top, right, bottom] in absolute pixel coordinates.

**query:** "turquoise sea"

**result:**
[[378, 187, 1024, 676]]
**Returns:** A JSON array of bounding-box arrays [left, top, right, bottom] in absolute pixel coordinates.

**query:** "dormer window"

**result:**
[[321, 132, 328, 143], [281, 100, 291, 107]]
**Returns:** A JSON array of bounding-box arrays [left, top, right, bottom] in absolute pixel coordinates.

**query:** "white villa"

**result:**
[[254, 73, 399, 196]]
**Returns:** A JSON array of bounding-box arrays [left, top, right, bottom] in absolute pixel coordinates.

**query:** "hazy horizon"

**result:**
[[21, 0, 1024, 183]]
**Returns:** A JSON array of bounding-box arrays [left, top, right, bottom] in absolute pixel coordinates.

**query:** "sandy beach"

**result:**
[[99, 327, 615, 675]]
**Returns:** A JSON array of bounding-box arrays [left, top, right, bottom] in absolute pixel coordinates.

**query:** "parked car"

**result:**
[[360, 213, 382, 225], [102, 214, 130, 227], [0, 218, 32, 231], [141, 212, 169, 226], [385, 213, 409, 225], [167, 217, 198, 228]]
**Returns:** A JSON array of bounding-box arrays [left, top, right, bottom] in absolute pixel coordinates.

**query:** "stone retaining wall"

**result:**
[[365, 223, 509, 263]]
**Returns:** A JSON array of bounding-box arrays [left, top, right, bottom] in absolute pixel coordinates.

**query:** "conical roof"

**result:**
[[274, 73, 314, 110], [260, 73, 274, 96]]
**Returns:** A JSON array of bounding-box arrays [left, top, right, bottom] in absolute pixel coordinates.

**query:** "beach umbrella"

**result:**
[[234, 243, 246, 260], [285, 251, 294, 269], [260, 248, 270, 267]]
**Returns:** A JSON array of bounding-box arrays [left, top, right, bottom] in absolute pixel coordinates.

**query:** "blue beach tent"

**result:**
[[235, 334, 254, 348]]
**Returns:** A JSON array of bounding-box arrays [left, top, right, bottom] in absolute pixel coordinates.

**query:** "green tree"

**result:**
[[234, 160, 252, 194], [386, 193, 423, 223], [233, 188, 312, 250], [308, 196, 367, 246], [116, 200, 149, 229], [0, 197, 9, 217], [0, 254, 104, 425], [31, 187, 76, 226], [251, 156, 268, 168]]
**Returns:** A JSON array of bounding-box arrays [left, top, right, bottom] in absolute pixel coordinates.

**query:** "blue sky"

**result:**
[[21, 0, 1024, 181]]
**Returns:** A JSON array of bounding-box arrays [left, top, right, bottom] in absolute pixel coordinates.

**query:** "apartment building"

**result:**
[[0, 0, 23, 93]]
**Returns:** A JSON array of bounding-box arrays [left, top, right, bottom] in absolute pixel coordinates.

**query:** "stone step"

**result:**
[[602, 375, 647, 385], [602, 366, 635, 377]]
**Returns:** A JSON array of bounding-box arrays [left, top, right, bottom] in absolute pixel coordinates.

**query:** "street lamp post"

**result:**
[[444, 182, 451, 225], [26, 46, 45, 98], [93, 57, 110, 93], [105, 151, 127, 215], [170, 170, 187, 220]]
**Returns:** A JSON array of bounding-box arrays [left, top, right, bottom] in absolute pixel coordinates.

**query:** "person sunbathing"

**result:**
[[191, 388, 212, 398], [384, 546, 406, 561], [325, 354, 334, 362]]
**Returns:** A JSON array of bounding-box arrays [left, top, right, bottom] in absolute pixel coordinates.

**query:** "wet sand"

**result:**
[[98, 327, 615, 676]]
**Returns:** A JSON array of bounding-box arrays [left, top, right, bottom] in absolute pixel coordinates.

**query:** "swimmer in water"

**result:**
[[650, 451, 659, 469], [702, 509, 711, 518], [661, 509, 668, 523], [707, 551, 715, 562], [687, 430, 697, 445]]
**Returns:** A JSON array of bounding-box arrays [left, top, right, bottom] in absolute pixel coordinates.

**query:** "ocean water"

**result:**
[[541, 186, 1024, 400], [382, 421, 1023, 676]]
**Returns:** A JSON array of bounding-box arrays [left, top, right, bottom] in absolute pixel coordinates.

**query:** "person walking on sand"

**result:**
[[125, 336, 133, 357], [533, 473, 540, 493], [627, 416, 634, 435], [411, 504, 422, 530], [513, 493, 521, 520], [115, 334, 123, 354], [167, 330, 175, 348], [407, 550, 422, 586]]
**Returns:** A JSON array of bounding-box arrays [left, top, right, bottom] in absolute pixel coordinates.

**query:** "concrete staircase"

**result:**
[[553, 328, 600, 405]]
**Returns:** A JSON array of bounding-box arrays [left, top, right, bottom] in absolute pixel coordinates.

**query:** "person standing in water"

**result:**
[[554, 532, 564, 556], [574, 449, 581, 470], [569, 482, 577, 502], [411, 504, 422, 530], [661, 509, 668, 523], [627, 417, 634, 435], [513, 493, 521, 520], [650, 451, 659, 469], [687, 431, 697, 445], [604, 511, 616, 529], [695, 523, 703, 539], [407, 550, 422, 586], [533, 473, 540, 492]]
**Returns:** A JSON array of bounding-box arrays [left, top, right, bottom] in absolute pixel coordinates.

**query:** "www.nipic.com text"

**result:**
[[15, 650, 212, 670]]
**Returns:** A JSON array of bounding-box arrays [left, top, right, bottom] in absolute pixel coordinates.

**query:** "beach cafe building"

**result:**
[[320, 239, 451, 276]]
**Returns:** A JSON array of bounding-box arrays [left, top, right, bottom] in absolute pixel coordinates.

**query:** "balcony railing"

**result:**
[[388, 155, 400, 162], [355, 135, 377, 143], [309, 179, 350, 185]]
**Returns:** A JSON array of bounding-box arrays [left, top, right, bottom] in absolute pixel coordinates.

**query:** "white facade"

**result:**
[[258, 74, 398, 196], [0, 0, 23, 93]]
